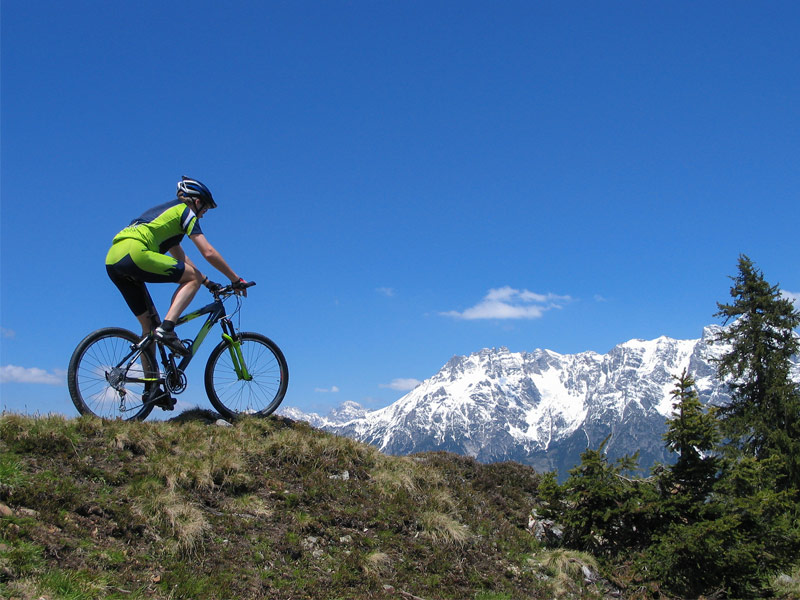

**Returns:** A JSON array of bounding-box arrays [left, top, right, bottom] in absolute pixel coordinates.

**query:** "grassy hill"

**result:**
[[1, 412, 645, 599]]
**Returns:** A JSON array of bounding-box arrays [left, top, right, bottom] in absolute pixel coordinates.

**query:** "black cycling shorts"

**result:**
[[105, 239, 185, 317]]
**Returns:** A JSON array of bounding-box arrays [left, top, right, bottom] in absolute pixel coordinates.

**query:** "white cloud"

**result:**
[[1, 328, 15, 339], [441, 286, 572, 320], [0, 365, 65, 386], [314, 385, 340, 393], [781, 290, 800, 307], [376, 287, 396, 297], [380, 378, 422, 391]]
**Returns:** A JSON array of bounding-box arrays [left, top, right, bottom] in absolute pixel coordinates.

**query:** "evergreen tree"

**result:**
[[644, 454, 800, 598], [537, 437, 660, 558], [662, 369, 720, 508], [713, 254, 800, 489], [643, 371, 800, 598]]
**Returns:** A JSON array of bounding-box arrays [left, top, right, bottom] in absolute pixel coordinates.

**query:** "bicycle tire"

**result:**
[[204, 332, 288, 419], [67, 327, 157, 421]]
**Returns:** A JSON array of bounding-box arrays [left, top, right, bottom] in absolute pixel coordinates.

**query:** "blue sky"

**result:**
[[2, 1, 798, 418]]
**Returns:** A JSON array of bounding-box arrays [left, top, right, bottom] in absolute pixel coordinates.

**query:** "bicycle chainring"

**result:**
[[165, 369, 188, 394]]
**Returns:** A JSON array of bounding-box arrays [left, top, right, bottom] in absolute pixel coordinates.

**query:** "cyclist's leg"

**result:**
[[106, 265, 156, 337], [105, 264, 163, 402], [107, 239, 196, 356], [164, 263, 203, 323], [139, 286, 161, 332], [119, 241, 201, 325], [106, 239, 183, 335], [136, 290, 172, 406]]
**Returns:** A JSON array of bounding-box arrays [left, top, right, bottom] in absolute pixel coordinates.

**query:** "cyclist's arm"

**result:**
[[169, 245, 200, 271], [169, 245, 188, 262], [188, 233, 240, 283]]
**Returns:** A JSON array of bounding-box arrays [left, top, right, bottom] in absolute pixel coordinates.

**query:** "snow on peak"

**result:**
[[355, 333, 703, 450], [281, 326, 797, 474]]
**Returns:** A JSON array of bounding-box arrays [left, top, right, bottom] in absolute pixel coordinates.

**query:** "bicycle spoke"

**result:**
[[68, 328, 156, 421], [205, 333, 287, 418]]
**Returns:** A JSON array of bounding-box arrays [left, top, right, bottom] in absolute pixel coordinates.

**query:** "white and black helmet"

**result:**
[[177, 176, 217, 208]]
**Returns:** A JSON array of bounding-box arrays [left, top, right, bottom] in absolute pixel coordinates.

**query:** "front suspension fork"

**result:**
[[221, 319, 252, 381]]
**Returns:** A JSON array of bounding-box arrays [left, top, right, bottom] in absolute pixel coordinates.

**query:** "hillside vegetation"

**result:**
[[3, 257, 800, 599], [1, 412, 624, 600]]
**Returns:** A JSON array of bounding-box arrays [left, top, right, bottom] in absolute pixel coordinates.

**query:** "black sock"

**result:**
[[161, 320, 176, 332]]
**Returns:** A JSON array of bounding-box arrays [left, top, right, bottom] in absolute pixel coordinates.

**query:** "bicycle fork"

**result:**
[[220, 319, 253, 381]]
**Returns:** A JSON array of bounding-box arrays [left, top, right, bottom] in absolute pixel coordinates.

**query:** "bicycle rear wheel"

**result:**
[[204, 332, 288, 419], [68, 327, 157, 421]]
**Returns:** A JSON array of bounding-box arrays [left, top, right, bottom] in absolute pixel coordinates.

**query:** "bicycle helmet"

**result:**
[[177, 176, 217, 209]]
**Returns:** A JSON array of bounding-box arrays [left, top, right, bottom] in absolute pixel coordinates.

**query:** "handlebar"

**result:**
[[212, 281, 256, 299]]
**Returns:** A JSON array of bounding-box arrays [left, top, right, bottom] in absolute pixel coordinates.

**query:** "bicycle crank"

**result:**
[[165, 368, 188, 394]]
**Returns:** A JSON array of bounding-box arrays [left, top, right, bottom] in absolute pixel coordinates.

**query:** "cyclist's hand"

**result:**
[[205, 280, 223, 293], [232, 278, 249, 297]]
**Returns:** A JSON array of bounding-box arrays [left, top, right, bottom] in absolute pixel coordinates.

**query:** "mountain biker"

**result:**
[[105, 176, 247, 357]]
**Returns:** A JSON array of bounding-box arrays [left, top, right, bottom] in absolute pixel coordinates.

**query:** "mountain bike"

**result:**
[[67, 282, 288, 421]]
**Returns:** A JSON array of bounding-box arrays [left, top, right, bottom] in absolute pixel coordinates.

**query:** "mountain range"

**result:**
[[281, 326, 800, 476]]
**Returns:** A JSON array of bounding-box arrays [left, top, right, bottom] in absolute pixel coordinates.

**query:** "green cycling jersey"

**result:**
[[111, 200, 204, 254]]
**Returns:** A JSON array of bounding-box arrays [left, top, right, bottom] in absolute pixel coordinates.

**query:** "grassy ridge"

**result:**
[[1, 412, 617, 599]]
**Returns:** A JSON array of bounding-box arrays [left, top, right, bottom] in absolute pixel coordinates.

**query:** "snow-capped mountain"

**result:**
[[282, 326, 799, 476], [280, 400, 367, 428]]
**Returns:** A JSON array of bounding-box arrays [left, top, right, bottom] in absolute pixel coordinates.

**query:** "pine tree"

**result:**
[[662, 369, 720, 507], [537, 437, 659, 558], [713, 254, 800, 489], [644, 369, 800, 598], [644, 454, 800, 598]]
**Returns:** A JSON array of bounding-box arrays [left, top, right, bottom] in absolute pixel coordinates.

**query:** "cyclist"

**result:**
[[105, 176, 247, 357]]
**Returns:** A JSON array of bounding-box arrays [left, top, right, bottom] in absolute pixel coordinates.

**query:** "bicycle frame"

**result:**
[[173, 297, 229, 369], [117, 291, 250, 396], [174, 296, 252, 380]]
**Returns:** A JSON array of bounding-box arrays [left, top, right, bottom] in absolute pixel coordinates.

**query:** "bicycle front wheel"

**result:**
[[67, 327, 157, 421], [204, 332, 288, 419]]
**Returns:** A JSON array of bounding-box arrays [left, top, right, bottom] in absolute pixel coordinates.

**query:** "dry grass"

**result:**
[[0, 413, 79, 454], [222, 493, 273, 518], [419, 510, 471, 546], [131, 479, 210, 554], [530, 548, 599, 597], [363, 550, 393, 577], [259, 423, 379, 473], [370, 457, 421, 496], [110, 422, 158, 455], [369, 454, 446, 498]]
